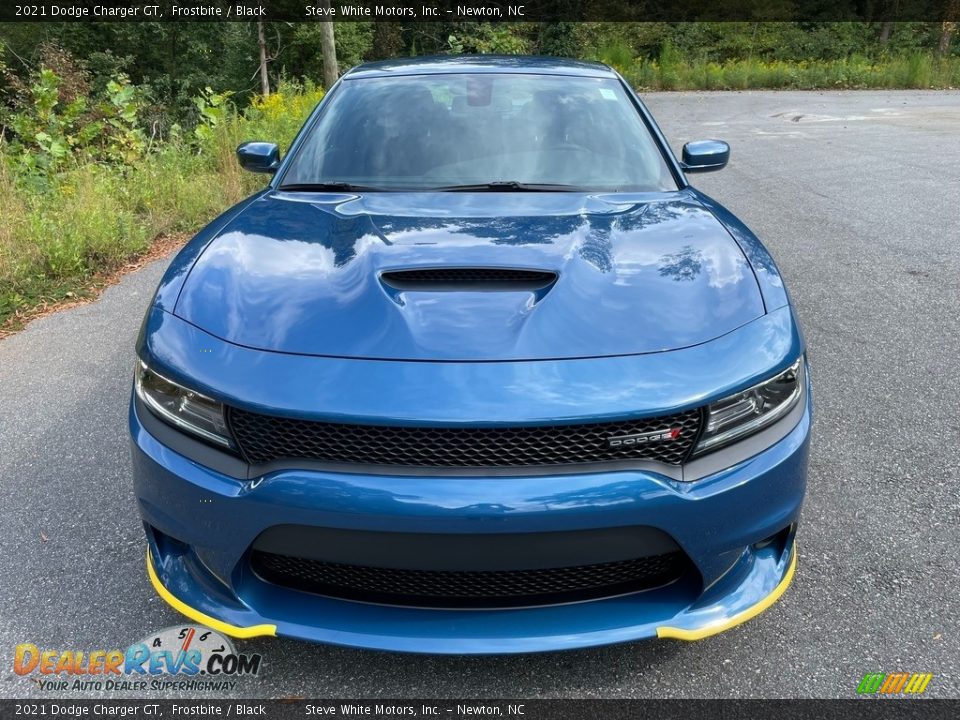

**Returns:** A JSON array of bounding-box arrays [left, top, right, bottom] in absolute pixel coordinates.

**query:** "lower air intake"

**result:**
[[250, 550, 688, 608]]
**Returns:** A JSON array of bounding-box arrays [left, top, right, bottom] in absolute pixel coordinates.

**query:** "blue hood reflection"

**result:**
[[173, 190, 765, 361]]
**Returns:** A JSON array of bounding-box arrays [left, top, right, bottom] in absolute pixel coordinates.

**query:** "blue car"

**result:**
[[131, 56, 810, 653]]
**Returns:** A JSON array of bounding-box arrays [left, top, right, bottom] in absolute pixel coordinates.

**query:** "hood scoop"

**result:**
[[380, 267, 558, 293]]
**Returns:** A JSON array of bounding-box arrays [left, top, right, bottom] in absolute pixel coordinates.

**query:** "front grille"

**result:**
[[228, 408, 702, 468], [250, 550, 687, 608]]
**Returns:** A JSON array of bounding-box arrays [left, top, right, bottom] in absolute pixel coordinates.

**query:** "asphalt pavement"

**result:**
[[1, 90, 958, 699]]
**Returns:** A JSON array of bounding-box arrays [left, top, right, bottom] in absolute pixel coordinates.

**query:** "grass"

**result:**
[[0, 57, 957, 333], [0, 148, 244, 329], [0, 83, 324, 333], [617, 53, 960, 91]]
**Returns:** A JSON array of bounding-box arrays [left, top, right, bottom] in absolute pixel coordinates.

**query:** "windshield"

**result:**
[[281, 73, 678, 192]]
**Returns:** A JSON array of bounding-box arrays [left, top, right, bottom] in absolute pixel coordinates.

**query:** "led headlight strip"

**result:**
[[692, 359, 804, 457], [135, 360, 234, 449]]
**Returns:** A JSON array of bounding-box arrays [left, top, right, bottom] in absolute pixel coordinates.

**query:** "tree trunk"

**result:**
[[939, 22, 956, 57], [879, 22, 893, 45], [257, 20, 270, 96], [941, 0, 959, 57], [372, 23, 404, 60], [319, 0, 338, 89]]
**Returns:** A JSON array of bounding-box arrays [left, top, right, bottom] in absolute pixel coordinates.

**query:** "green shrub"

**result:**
[[903, 52, 933, 87], [0, 70, 325, 328], [598, 40, 634, 75]]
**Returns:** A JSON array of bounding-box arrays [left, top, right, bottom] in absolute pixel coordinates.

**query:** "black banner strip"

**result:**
[[1, 0, 956, 23], [1, 700, 958, 720]]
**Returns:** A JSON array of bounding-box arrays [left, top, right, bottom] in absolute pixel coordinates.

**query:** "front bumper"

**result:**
[[131, 390, 810, 654]]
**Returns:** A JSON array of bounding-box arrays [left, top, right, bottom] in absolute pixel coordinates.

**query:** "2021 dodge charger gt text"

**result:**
[[131, 56, 810, 653]]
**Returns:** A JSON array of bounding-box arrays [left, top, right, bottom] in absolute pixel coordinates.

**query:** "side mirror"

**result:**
[[236, 141, 281, 173], [681, 140, 730, 173]]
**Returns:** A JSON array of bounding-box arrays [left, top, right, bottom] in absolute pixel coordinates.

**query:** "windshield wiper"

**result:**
[[277, 182, 386, 192], [434, 181, 585, 192], [278, 181, 587, 193]]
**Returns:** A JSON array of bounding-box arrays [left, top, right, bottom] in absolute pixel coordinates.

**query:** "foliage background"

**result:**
[[0, 21, 958, 328], [3, 22, 957, 133]]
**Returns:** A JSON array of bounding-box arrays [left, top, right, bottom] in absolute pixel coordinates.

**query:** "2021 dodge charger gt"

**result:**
[[131, 56, 810, 653]]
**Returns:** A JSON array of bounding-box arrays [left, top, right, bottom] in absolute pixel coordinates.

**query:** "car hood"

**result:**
[[174, 191, 765, 361]]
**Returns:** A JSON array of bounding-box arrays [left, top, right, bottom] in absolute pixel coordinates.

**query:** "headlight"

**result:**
[[692, 358, 804, 457], [134, 360, 234, 448]]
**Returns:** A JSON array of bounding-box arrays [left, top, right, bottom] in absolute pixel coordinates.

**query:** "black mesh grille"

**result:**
[[250, 550, 687, 608], [381, 268, 556, 288], [228, 409, 702, 468]]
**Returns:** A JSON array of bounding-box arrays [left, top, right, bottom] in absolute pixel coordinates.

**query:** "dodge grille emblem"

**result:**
[[608, 427, 682, 448]]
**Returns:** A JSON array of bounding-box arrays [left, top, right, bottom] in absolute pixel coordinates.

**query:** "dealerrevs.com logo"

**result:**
[[14, 625, 262, 692]]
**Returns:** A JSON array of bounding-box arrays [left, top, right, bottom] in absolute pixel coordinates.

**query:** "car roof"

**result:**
[[342, 55, 618, 80]]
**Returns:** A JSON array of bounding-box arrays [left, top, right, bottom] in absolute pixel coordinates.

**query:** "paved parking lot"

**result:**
[[1, 90, 958, 698]]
